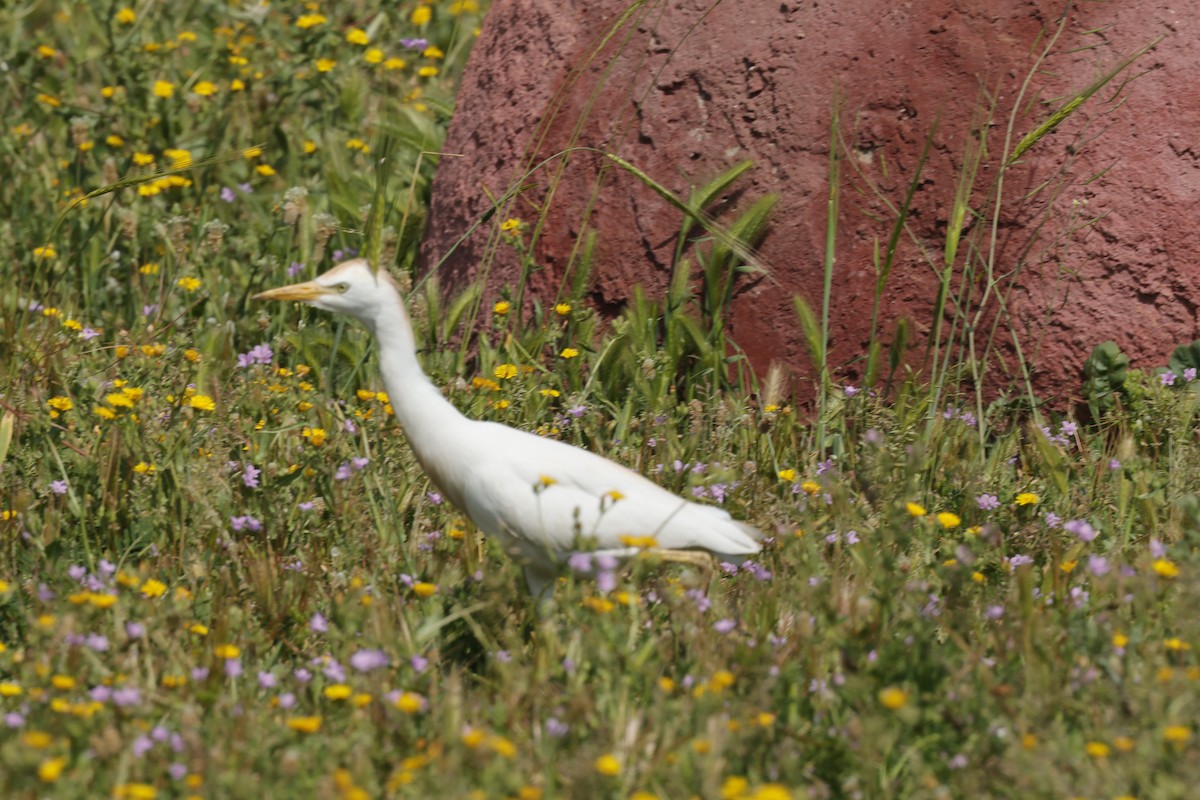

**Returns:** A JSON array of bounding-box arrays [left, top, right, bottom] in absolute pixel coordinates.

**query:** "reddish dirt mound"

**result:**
[[420, 0, 1193, 404]]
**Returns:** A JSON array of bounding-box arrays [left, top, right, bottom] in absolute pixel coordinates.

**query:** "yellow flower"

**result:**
[[164, 148, 192, 168], [489, 736, 517, 758], [1153, 559, 1180, 578], [720, 777, 749, 799], [1164, 725, 1191, 743], [418, 66, 439, 78], [231, 78, 246, 91], [346, 28, 369, 45], [800, 480, 821, 494], [106, 134, 125, 147], [38, 756, 68, 783], [383, 57, 406, 70], [116, 7, 136, 23], [303, 139, 317, 153], [494, 363, 518, 380], [394, 692, 425, 714], [302, 427, 327, 446], [412, 582, 437, 598], [906, 502, 927, 517], [411, 6, 432, 24], [606, 490, 625, 502], [133, 462, 156, 474], [189, 623, 209, 636], [153, 80, 175, 98], [1164, 637, 1191, 651], [1015, 492, 1039, 506], [214, 644, 240, 659], [540, 388, 560, 397], [1060, 560, 1077, 573], [594, 754, 621, 777], [878, 687, 909, 710], [315, 58, 336, 73], [286, 715, 322, 733], [777, 468, 797, 482], [295, 13, 328, 28], [133, 152, 155, 166], [560, 348, 579, 359], [364, 48, 384, 64], [255, 164, 276, 176], [324, 684, 352, 700], [971, 571, 986, 583], [193, 80, 217, 97], [1084, 741, 1110, 758], [189, 395, 215, 412], [33, 244, 57, 259], [554, 302, 572, 315], [0, 682, 23, 697], [50, 675, 75, 690], [37, 93, 61, 107], [141, 579, 166, 598], [48, 396, 73, 412], [114, 783, 157, 800], [493, 300, 511, 315], [37, 45, 58, 58], [89, 593, 117, 609], [177, 276, 201, 291], [936, 512, 961, 529]]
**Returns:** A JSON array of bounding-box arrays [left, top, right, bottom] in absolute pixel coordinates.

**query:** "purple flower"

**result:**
[[1064, 519, 1098, 542], [151, 726, 169, 742], [257, 671, 277, 688], [293, 668, 312, 684], [1044, 512, 1062, 529], [1060, 421, 1078, 436], [825, 532, 838, 545], [343, 418, 358, 433], [1150, 538, 1167, 558], [493, 650, 512, 664], [220, 186, 237, 203], [98, 559, 116, 576], [50, 480, 68, 495], [1088, 555, 1110, 576], [985, 605, 1005, 620], [237, 343, 273, 368], [169, 763, 188, 781], [844, 385, 859, 397], [91, 685, 112, 702], [230, 515, 262, 532], [288, 261, 304, 277], [112, 687, 141, 706], [545, 717, 569, 737], [713, 619, 736, 634], [242, 464, 261, 488], [5, 712, 25, 728], [687, 588, 711, 613], [38, 583, 55, 601], [278, 692, 296, 709], [125, 621, 146, 638], [298, 500, 315, 511], [143, 304, 158, 318], [349, 649, 390, 672], [719, 561, 739, 575], [68, 564, 87, 581], [85, 633, 109, 652], [411, 655, 429, 673], [1008, 555, 1033, 569], [709, 483, 728, 503], [844, 531, 860, 546], [1162, 371, 1177, 386], [351, 457, 369, 470], [400, 37, 429, 49], [224, 659, 242, 678], [1186, 367, 1198, 382], [323, 660, 346, 682], [976, 494, 1000, 510], [427, 491, 443, 505], [334, 463, 353, 481], [132, 735, 154, 757], [567, 552, 592, 573], [567, 405, 587, 418], [1109, 458, 1121, 470], [596, 570, 617, 593], [191, 666, 209, 681], [310, 612, 328, 633]]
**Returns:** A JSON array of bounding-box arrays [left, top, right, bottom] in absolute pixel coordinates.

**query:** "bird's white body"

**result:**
[[256, 259, 761, 595]]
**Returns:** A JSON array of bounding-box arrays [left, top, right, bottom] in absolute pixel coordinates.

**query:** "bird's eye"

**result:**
[[335, 282, 350, 293]]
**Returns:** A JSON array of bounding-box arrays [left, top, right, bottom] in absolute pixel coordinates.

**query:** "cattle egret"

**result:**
[[255, 259, 762, 597]]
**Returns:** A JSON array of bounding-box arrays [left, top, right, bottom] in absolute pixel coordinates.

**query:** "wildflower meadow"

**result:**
[[1, 2, 1198, 799]]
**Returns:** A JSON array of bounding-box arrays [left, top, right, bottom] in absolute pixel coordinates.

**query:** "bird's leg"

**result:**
[[639, 548, 716, 585]]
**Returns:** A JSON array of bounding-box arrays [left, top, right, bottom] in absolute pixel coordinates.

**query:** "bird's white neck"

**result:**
[[367, 287, 473, 506]]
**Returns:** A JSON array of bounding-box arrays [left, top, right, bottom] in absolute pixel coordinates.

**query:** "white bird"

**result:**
[[254, 259, 762, 597]]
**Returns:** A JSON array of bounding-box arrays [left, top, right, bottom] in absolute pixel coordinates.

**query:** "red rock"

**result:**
[[421, 0, 1192, 404]]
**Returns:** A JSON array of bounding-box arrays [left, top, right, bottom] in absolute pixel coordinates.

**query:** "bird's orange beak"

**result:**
[[252, 281, 329, 302]]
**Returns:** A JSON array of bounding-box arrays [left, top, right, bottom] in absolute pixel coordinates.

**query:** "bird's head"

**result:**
[[253, 258, 398, 324]]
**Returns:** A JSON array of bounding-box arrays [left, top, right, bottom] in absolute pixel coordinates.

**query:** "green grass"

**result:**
[[2, 2, 1199, 799]]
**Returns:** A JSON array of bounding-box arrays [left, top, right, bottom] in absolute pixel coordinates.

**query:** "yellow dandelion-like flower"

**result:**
[[188, 623, 209, 636], [315, 58, 336, 73], [50, 675, 75, 690], [106, 134, 124, 147], [189, 395, 215, 412], [554, 302, 572, 315], [383, 57, 406, 70], [214, 644, 240, 659], [493, 300, 511, 315], [540, 388, 560, 397], [133, 152, 155, 166], [192, 80, 217, 97], [38, 756, 68, 783], [594, 754, 621, 777], [323, 684, 352, 700], [48, 396, 73, 412], [411, 6, 432, 25], [800, 480, 821, 494], [0, 682, 22, 697], [878, 687, 909, 710], [255, 164, 276, 176], [140, 579, 166, 598], [619, 535, 658, 548], [412, 582, 437, 598], [777, 468, 797, 482], [364, 48, 384, 64], [1164, 725, 1191, 744], [115, 7, 136, 23], [1153, 559, 1180, 578], [560, 347, 580, 359], [33, 245, 57, 259], [286, 715, 322, 733], [417, 66, 439, 78], [1015, 492, 1039, 506], [295, 13, 328, 29], [1084, 741, 1110, 758], [152, 80, 175, 98], [177, 276, 201, 292], [133, 462, 156, 474], [37, 45, 58, 58], [494, 363, 518, 380], [346, 28, 369, 45], [302, 427, 327, 446], [231, 78, 246, 91], [394, 692, 425, 714], [936, 512, 961, 529], [906, 502, 927, 517]]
